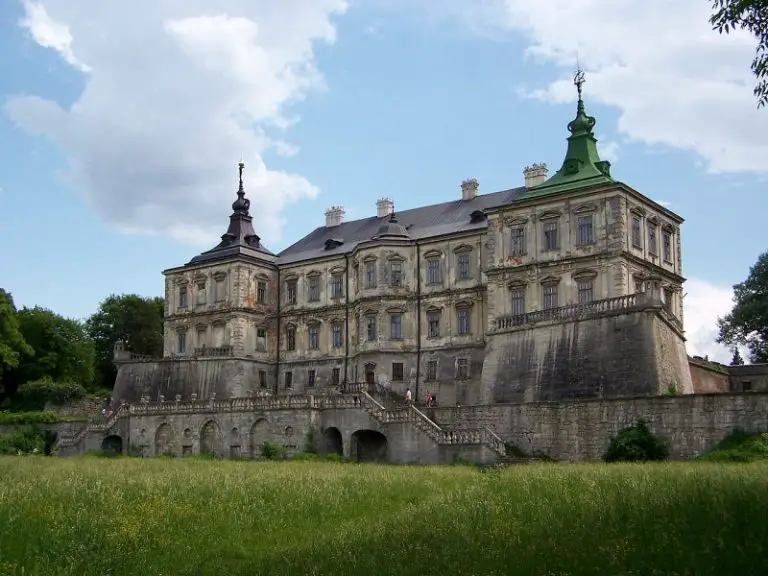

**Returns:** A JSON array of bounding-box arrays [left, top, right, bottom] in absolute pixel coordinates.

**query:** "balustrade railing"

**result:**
[[193, 345, 233, 358], [494, 294, 639, 331]]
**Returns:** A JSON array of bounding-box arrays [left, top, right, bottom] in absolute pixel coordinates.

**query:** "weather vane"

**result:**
[[237, 157, 245, 187], [574, 52, 586, 98]]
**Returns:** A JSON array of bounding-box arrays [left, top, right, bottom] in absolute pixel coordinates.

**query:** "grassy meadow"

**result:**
[[0, 458, 766, 575]]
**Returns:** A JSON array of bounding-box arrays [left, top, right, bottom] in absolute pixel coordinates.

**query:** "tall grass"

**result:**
[[0, 457, 766, 575]]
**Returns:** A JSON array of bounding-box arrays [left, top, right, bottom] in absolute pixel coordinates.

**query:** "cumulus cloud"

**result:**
[[486, 0, 768, 174], [7, 0, 347, 246], [683, 278, 736, 363]]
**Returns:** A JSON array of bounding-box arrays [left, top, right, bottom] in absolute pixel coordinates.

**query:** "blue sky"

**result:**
[[1, 0, 766, 363]]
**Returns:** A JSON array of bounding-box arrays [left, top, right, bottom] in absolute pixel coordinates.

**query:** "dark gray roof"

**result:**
[[276, 187, 525, 265]]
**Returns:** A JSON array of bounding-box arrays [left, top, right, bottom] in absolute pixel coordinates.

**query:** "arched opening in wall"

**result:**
[[249, 419, 270, 458], [364, 362, 376, 392], [350, 429, 387, 463], [200, 420, 221, 456], [101, 435, 123, 456], [322, 427, 343, 456], [154, 423, 176, 456]]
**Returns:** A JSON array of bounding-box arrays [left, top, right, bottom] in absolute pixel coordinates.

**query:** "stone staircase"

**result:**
[[53, 404, 127, 455]]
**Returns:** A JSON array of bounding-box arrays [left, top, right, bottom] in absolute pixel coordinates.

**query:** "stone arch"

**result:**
[[154, 423, 176, 456], [249, 418, 270, 458], [101, 435, 123, 456], [322, 427, 343, 456], [350, 429, 388, 463], [200, 420, 221, 456]]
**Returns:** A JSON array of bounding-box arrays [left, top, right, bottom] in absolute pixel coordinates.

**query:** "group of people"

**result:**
[[404, 388, 438, 408]]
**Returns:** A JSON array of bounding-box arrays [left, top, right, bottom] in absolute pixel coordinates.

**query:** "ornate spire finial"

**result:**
[[232, 159, 250, 214], [574, 57, 586, 100], [237, 159, 245, 192]]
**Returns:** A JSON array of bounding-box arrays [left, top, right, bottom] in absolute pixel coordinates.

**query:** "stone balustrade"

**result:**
[[193, 345, 234, 358]]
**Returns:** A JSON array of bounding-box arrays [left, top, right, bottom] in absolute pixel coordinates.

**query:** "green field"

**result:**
[[0, 458, 766, 575]]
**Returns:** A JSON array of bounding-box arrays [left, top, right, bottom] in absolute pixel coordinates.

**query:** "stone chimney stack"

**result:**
[[325, 206, 345, 227], [376, 197, 394, 218], [523, 163, 549, 187], [461, 178, 479, 201]]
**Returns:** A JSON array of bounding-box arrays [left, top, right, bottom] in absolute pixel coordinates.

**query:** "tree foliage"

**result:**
[[710, 0, 768, 108], [717, 251, 768, 363], [0, 290, 34, 399], [730, 347, 745, 365]]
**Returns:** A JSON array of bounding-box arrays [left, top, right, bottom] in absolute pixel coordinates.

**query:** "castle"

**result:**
[[59, 76, 766, 465]]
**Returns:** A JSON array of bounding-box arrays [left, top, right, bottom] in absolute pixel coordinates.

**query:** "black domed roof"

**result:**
[[372, 212, 410, 240]]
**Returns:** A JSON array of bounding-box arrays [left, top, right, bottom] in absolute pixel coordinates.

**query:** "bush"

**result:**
[[303, 426, 319, 454], [261, 441, 285, 460], [0, 411, 59, 425], [0, 426, 46, 455], [603, 419, 669, 463], [699, 428, 768, 462], [16, 378, 87, 411]]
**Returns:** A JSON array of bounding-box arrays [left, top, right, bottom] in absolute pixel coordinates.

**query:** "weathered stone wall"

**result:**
[[689, 357, 730, 393], [432, 392, 768, 461], [44, 397, 107, 419], [728, 364, 768, 392]]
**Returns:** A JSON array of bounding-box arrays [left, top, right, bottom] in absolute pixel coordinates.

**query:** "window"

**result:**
[[256, 328, 267, 351], [331, 367, 341, 386], [286, 326, 296, 351], [577, 215, 594, 246], [307, 369, 316, 388], [308, 324, 319, 350], [663, 231, 672, 262], [366, 314, 377, 341], [177, 332, 186, 353], [577, 279, 594, 304], [390, 261, 403, 286], [214, 276, 226, 301], [631, 215, 642, 249], [195, 283, 206, 305], [648, 224, 658, 257], [456, 358, 469, 379], [427, 310, 440, 338], [543, 285, 558, 310], [286, 279, 297, 305], [365, 262, 376, 289], [392, 362, 404, 381], [456, 306, 471, 335], [390, 314, 403, 339], [457, 253, 471, 279], [510, 227, 526, 256], [543, 221, 559, 251], [308, 274, 320, 302], [257, 281, 267, 304], [511, 288, 526, 316], [331, 273, 344, 298], [332, 322, 343, 348], [258, 370, 267, 388], [285, 371, 293, 389], [197, 328, 206, 347], [179, 286, 188, 309], [426, 257, 442, 284], [743, 381, 753, 392], [663, 288, 674, 314], [426, 360, 437, 380], [634, 279, 644, 294]]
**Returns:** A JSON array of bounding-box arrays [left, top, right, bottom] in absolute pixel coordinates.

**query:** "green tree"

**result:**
[[6, 307, 96, 396], [717, 251, 768, 363], [731, 347, 746, 365], [710, 0, 768, 108], [86, 294, 164, 390], [0, 290, 34, 399]]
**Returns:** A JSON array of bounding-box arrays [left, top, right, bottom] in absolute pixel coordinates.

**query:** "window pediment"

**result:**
[[194, 323, 208, 331], [572, 203, 597, 215], [423, 249, 442, 259], [211, 319, 227, 327], [362, 254, 378, 263], [212, 271, 227, 281], [174, 277, 189, 286], [426, 305, 442, 313], [455, 299, 473, 309], [386, 306, 406, 314], [306, 318, 321, 327], [629, 205, 646, 217], [453, 244, 473, 254], [538, 210, 562, 221], [285, 322, 297, 330], [329, 317, 344, 325], [540, 275, 561, 286], [193, 273, 206, 283], [504, 216, 528, 227], [387, 254, 406, 262], [329, 266, 345, 276], [572, 269, 598, 280], [306, 270, 321, 278], [364, 309, 378, 316], [662, 223, 675, 233], [283, 272, 298, 281], [508, 280, 527, 289], [647, 215, 659, 225]]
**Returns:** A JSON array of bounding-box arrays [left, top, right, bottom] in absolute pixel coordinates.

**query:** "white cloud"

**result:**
[[485, 0, 768, 174], [596, 136, 619, 164], [683, 278, 736, 363], [6, 1, 347, 246]]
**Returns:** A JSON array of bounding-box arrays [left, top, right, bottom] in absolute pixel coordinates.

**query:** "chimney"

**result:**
[[325, 206, 345, 227], [461, 178, 479, 201], [524, 163, 549, 187], [376, 197, 394, 218]]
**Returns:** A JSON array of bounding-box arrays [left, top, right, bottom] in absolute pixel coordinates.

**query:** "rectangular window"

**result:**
[[390, 262, 403, 286], [392, 362, 404, 381], [287, 327, 296, 351], [177, 332, 186, 353], [543, 221, 559, 251], [427, 258, 442, 285], [258, 370, 267, 388], [366, 314, 377, 341], [577, 280, 594, 304], [365, 262, 376, 288], [648, 224, 658, 257], [285, 371, 293, 389], [426, 360, 437, 380], [543, 285, 558, 310], [427, 310, 440, 338], [511, 288, 526, 316], [214, 278, 226, 302], [179, 286, 188, 309], [331, 367, 341, 386], [307, 369, 316, 388], [577, 215, 594, 246], [390, 314, 402, 340], [196, 328, 206, 347], [332, 323, 343, 348], [510, 227, 526, 256], [257, 281, 267, 304], [631, 215, 642, 249], [256, 328, 267, 352], [457, 253, 471, 279], [456, 358, 469, 379], [308, 275, 320, 302], [331, 274, 344, 298], [456, 307, 471, 335], [308, 325, 319, 350], [286, 279, 297, 305], [663, 231, 672, 262], [195, 283, 206, 305]]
